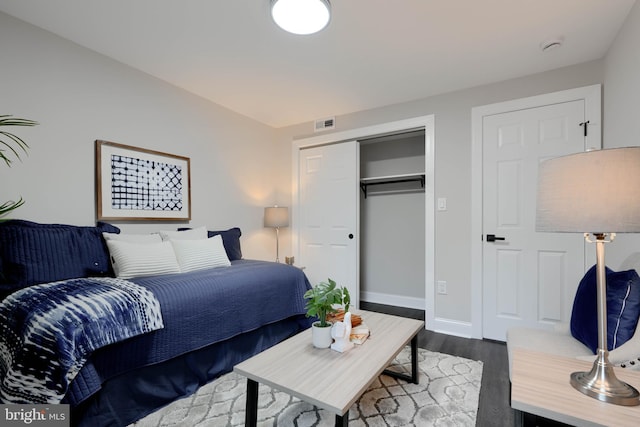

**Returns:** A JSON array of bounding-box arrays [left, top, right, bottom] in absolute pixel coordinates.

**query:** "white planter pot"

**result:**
[[312, 322, 333, 348]]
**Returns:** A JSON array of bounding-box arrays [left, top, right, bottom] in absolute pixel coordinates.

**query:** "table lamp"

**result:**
[[264, 206, 289, 263], [536, 147, 640, 405]]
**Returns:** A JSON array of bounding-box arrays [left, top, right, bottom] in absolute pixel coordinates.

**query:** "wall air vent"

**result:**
[[314, 117, 335, 132]]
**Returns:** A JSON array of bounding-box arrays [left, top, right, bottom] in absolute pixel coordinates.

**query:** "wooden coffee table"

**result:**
[[234, 310, 424, 427]]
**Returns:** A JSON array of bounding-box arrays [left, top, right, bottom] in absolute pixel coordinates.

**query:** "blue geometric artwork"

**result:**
[[110, 154, 183, 211]]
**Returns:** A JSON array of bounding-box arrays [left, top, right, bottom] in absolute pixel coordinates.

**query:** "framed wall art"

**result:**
[[96, 140, 191, 221]]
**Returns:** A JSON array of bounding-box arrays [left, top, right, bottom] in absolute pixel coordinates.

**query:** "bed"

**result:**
[[0, 220, 313, 426]]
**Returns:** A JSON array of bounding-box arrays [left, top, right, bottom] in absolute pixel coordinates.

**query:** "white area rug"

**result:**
[[131, 347, 483, 426]]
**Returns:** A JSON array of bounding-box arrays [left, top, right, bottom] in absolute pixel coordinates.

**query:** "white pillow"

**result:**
[[170, 235, 231, 273], [158, 226, 207, 241], [102, 232, 162, 244], [106, 240, 180, 279]]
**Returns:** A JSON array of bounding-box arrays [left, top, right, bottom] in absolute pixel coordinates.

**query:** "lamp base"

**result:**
[[570, 350, 640, 406]]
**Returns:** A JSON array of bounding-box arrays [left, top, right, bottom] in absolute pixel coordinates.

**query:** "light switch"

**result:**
[[437, 197, 447, 211], [437, 281, 447, 295]]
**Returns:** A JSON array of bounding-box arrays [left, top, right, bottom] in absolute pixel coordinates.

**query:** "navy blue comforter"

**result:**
[[66, 259, 311, 405]]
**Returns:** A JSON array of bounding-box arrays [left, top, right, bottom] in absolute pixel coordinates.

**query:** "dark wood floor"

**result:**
[[361, 302, 572, 427], [360, 301, 515, 426]]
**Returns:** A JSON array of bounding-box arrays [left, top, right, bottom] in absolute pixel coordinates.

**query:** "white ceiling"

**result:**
[[0, 0, 635, 128]]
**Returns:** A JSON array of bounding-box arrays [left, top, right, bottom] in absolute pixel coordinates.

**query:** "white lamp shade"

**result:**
[[264, 206, 289, 228], [536, 147, 640, 233], [271, 0, 331, 35]]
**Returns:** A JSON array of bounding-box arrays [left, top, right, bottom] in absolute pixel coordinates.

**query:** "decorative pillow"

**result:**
[[159, 226, 207, 241], [208, 228, 242, 260], [106, 240, 180, 279], [0, 220, 119, 292], [170, 235, 231, 273], [102, 232, 162, 243], [577, 322, 640, 370], [571, 265, 640, 353], [177, 227, 243, 261]]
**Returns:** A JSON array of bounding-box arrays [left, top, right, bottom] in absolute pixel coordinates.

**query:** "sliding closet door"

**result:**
[[298, 141, 359, 307]]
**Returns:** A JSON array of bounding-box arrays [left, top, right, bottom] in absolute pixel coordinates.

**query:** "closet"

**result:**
[[359, 130, 426, 309], [294, 115, 433, 313]]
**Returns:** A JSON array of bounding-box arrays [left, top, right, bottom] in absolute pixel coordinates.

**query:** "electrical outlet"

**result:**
[[437, 280, 447, 295]]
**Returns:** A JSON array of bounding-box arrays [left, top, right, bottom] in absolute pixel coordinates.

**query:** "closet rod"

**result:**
[[360, 174, 424, 198]]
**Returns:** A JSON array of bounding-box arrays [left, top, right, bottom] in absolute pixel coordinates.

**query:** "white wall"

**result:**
[[0, 12, 290, 260], [602, 0, 640, 268], [281, 60, 604, 326], [604, 1, 640, 149]]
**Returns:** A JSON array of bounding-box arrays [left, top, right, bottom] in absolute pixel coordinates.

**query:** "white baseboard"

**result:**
[[431, 317, 473, 338], [360, 291, 425, 310], [360, 291, 473, 338]]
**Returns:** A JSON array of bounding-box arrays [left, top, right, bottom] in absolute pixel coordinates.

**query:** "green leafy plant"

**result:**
[[0, 115, 38, 216], [303, 278, 351, 328]]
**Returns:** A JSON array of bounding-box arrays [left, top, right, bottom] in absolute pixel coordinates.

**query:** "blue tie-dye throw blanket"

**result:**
[[0, 277, 164, 404]]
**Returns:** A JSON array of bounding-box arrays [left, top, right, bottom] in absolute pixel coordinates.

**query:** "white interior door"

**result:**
[[298, 141, 359, 307], [482, 100, 588, 341]]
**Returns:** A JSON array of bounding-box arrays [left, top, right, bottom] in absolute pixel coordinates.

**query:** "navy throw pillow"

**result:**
[[571, 265, 640, 353], [177, 227, 243, 261], [0, 220, 120, 292]]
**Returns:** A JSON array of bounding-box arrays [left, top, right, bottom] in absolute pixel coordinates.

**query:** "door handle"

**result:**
[[486, 234, 506, 242]]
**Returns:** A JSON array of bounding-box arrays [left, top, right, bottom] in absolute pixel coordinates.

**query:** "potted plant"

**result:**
[[1, 115, 38, 217], [304, 278, 350, 348]]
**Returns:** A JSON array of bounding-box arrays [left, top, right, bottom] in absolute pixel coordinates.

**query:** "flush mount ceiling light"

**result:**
[[271, 0, 331, 35]]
